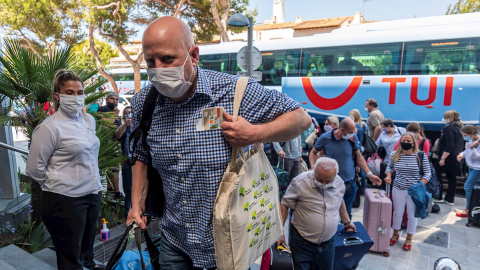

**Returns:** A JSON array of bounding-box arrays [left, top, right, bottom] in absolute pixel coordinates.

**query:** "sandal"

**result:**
[[456, 209, 469, 218], [403, 237, 412, 251], [390, 233, 399, 246]]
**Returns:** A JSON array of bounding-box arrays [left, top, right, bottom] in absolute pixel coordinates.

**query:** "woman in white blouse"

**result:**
[[26, 70, 102, 270]]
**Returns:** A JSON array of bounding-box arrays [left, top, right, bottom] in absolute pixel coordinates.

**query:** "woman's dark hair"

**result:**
[[381, 118, 394, 128], [406, 122, 426, 138], [461, 125, 480, 135], [52, 70, 83, 112]]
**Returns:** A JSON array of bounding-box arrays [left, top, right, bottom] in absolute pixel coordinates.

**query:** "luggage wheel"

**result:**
[[383, 252, 389, 257]]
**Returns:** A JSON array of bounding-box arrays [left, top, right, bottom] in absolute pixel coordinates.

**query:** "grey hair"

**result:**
[[314, 157, 339, 174]]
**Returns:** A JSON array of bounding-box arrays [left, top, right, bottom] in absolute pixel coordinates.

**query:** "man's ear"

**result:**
[[190, 46, 200, 66]]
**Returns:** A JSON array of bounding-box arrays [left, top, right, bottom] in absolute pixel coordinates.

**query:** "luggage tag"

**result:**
[[195, 107, 224, 131]]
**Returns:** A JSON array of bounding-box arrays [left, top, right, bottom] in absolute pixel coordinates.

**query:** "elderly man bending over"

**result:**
[[278, 157, 356, 270]]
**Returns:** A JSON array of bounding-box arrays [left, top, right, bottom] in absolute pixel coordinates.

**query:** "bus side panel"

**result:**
[[282, 75, 480, 131]]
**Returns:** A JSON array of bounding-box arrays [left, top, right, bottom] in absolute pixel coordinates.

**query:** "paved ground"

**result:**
[[351, 194, 480, 270]]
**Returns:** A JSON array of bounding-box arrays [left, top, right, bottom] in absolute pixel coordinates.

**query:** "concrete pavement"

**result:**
[[352, 194, 480, 270]]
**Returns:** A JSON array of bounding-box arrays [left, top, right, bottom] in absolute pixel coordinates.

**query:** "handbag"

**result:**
[[105, 222, 160, 270], [305, 131, 318, 147], [299, 160, 308, 173], [367, 153, 383, 176], [213, 78, 283, 270], [431, 138, 441, 159], [362, 124, 377, 157]]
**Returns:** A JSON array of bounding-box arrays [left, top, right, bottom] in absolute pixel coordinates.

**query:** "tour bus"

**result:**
[[197, 13, 480, 132], [102, 68, 149, 95]]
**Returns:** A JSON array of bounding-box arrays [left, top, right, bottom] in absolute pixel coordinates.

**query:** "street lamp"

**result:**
[[227, 13, 254, 77]]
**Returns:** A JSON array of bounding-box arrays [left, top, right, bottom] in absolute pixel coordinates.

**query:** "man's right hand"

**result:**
[[278, 150, 285, 158], [276, 235, 286, 246], [125, 118, 132, 126], [126, 207, 148, 230]]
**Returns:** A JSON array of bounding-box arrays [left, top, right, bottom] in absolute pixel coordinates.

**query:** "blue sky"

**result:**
[[248, 0, 459, 23]]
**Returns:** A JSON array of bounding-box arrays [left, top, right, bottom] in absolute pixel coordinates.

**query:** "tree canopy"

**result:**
[[72, 39, 119, 72], [0, 0, 84, 55], [447, 0, 480, 14]]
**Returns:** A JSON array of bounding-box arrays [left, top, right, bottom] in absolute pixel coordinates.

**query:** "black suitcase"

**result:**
[[467, 183, 480, 227], [334, 222, 374, 270], [260, 243, 294, 270]]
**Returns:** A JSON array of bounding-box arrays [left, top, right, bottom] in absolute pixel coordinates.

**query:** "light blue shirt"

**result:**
[[375, 126, 406, 162], [273, 135, 302, 159]]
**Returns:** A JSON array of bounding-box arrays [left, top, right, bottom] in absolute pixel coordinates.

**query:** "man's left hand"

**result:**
[[276, 235, 286, 246], [221, 111, 258, 147], [368, 174, 382, 186], [345, 222, 356, 232]]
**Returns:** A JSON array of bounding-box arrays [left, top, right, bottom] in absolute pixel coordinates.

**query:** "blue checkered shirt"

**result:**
[[130, 67, 300, 268]]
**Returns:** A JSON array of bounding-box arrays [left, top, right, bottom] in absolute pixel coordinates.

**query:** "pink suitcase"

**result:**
[[363, 186, 392, 257]]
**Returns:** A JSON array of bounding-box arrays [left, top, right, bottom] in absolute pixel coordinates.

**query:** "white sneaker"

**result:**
[[432, 198, 444, 203], [444, 200, 455, 206]]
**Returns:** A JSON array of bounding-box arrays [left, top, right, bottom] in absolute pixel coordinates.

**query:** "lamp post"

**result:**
[[227, 13, 254, 77]]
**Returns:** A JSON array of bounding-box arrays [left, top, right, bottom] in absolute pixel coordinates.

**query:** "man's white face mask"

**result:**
[[147, 52, 193, 98]]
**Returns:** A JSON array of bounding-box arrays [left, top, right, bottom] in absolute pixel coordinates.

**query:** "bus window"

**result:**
[[198, 54, 231, 74], [302, 43, 402, 77], [404, 38, 479, 75], [233, 49, 301, 86]]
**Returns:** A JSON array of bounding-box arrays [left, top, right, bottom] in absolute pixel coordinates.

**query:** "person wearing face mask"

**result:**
[[306, 62, 319, 77], [277, 157, 356, 270], [323, 115, 339, 132], [456, 125, 480, 218], [375, 118, 406, 162], [97, 92, 122, 199], [433, 110, 464, 206], [365, 98, 384, 141], [384, 133, 431, 251], [128, 17, 311, 269], [309, 118, 382, 218], [26, 70, 103, 270]]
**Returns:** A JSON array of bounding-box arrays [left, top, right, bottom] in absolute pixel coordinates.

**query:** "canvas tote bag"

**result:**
[[213, 77, 283, 270]]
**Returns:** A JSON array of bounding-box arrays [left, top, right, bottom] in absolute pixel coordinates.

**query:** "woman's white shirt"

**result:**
[[26, 110, 102, 197]]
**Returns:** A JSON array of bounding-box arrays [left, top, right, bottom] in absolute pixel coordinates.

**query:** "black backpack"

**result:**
[[416, 151, 441, 200], [129, 88, 165, 218]]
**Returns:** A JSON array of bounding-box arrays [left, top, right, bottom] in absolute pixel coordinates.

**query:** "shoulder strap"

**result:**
[[229, 77, 249, 166], [417, 151, 425, 176], [129, 88, 160, 165], [418, 138, 426, 151], [347, 139, 357, 167]]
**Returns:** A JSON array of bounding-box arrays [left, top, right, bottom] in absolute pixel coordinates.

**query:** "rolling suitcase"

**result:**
[[260, 243, 294, 270], [333, 222, 374, 270], [467, 183, 480, 227], [363, 186, 392, 257]]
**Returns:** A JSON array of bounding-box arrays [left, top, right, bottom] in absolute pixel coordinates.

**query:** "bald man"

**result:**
[[128, 16, 311, 269], [278, 157, 355, 270], [309, 118, 382, 218]]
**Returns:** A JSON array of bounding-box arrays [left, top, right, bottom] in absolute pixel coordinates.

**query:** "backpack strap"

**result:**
[[416, 151, 425, 176], [418, 138, 426, 152], [129, 88, 160, 165], [347, 139, 358, 168]]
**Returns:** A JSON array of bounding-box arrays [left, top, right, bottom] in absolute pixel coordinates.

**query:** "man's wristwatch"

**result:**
[[366, 171, 373, 177], [343, 221, 351, 226]]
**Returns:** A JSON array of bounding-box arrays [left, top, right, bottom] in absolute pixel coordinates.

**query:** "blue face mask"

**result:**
[[464, 136, 472, 142]]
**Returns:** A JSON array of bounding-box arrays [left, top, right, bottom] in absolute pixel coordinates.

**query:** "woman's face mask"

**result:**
[[464, 136, 472, 142], [58, 94, 85, 117], [324, 124, 333, 132]]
